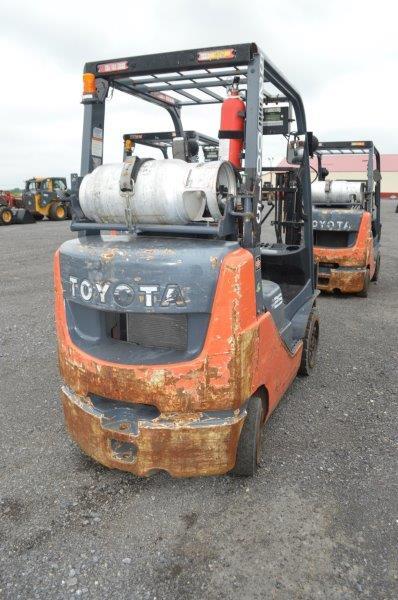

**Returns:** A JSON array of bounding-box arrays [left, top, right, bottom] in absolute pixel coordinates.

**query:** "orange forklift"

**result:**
[[55, 44, 320, 477], [312, 141, 381, 296]]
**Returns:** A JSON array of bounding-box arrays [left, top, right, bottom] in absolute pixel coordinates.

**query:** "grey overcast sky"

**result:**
[[0, 0, 397, 188]]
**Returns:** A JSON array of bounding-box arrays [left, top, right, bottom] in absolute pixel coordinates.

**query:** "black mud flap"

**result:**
[[13, 209, 36, 224]]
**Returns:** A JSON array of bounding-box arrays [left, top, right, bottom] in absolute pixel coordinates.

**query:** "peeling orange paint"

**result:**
[[61, 387, 244, 477]]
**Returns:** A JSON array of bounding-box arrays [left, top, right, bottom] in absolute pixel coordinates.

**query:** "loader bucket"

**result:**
[[14, 209, 36, 224]]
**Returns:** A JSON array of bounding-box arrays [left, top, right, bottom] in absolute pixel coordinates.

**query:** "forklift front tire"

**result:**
[[298, 308, 319, 376], [230, 395, 263, 477], [49, 203, 67, 221], [371, 256, 380, 282], [358, 269, 370, 297]]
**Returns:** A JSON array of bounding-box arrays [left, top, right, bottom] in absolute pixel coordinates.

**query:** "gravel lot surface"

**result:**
[[1, 200, 397, 599]]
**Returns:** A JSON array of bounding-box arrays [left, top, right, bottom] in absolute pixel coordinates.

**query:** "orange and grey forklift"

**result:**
[[22, 176, 73, 221], [312, 141, 381, 296], [55, 44, 320, 477]]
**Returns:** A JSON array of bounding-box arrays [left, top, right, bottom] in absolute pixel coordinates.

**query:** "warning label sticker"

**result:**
[[91, 127, 103, 158]]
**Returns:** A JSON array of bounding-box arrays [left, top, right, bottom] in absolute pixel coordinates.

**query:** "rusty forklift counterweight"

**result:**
[[55, 43, 320, 477]]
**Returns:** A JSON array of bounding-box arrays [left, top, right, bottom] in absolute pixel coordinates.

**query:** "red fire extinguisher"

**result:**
[[218, 78, 245, 169]]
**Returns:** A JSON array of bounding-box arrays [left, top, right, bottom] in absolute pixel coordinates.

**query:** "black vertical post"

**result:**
[[244, 52, 264, 313], [167, 106, 184, 138], [373, 147, 381, 240], [301, 141, 315, 290], [80, 101, 106, 177], [367, 145, 374, 213], [317, 154, 322, 179]]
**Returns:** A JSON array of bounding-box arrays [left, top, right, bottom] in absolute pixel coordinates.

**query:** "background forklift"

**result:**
[[22, 176, 73, 221], [55, 43, 320, 477], [123, 130, 219, 162], [312, 141, 381, 296]]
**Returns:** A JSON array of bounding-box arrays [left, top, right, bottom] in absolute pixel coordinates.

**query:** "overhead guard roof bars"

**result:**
[[82, 43, 307, 133]]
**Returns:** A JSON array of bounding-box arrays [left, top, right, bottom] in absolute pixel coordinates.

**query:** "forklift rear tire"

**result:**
[[371, 256, 380, 282], [0, 207, 13, 225], [49, 203, 67, 221], [298, 308, 319, 376], [357, 269, 370, 297], [33, 213, 44, 221], [230, 395, 263, 477]]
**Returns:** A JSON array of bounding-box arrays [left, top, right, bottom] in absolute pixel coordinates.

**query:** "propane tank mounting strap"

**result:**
[[120, 159, 136, 192], [218, 130, 244, 140], [119, 157, 153, 192]]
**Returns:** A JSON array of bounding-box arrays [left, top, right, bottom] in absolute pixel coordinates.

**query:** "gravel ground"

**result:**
[[0, 200, 397, 600]]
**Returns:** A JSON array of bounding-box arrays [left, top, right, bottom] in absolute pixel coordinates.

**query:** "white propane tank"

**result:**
[[79, 159, 237, 225], [311, 180, 365, 205]]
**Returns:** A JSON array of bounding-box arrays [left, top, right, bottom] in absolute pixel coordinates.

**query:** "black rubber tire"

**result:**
[[230, 395, 263, 477], [298, 308, 320, 376], [371, 255, 380, 282], [0, 206, 13, 225], [357, 269, 370, 297], [33, 213, 44, 220], [49, 202, 66, 221]]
